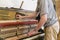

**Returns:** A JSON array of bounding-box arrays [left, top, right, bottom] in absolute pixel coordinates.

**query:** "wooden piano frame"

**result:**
[[0, 20, 43, 40]]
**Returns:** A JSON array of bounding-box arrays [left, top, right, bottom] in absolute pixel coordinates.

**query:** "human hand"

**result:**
[[15, 14, 24, 19], [27, 29, 38, 37]]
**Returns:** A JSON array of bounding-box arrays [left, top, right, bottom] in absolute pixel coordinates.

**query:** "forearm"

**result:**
[[22, 15, 34, 19], [22, 12, 37, 19], [35, 14, 47, 31]]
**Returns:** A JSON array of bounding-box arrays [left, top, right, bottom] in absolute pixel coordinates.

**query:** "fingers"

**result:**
[[27, 30, 37, 36]]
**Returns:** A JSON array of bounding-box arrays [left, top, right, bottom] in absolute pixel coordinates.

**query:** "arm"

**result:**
[[35, 14, 47, 31], [21, 12, 37, 18], [34, 0, 48, 31], [27, 14, 47, 36], [16, 12, 37, 19]]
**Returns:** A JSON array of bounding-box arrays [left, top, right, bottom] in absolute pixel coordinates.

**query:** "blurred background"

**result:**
[[0, 0, 60, 40]]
